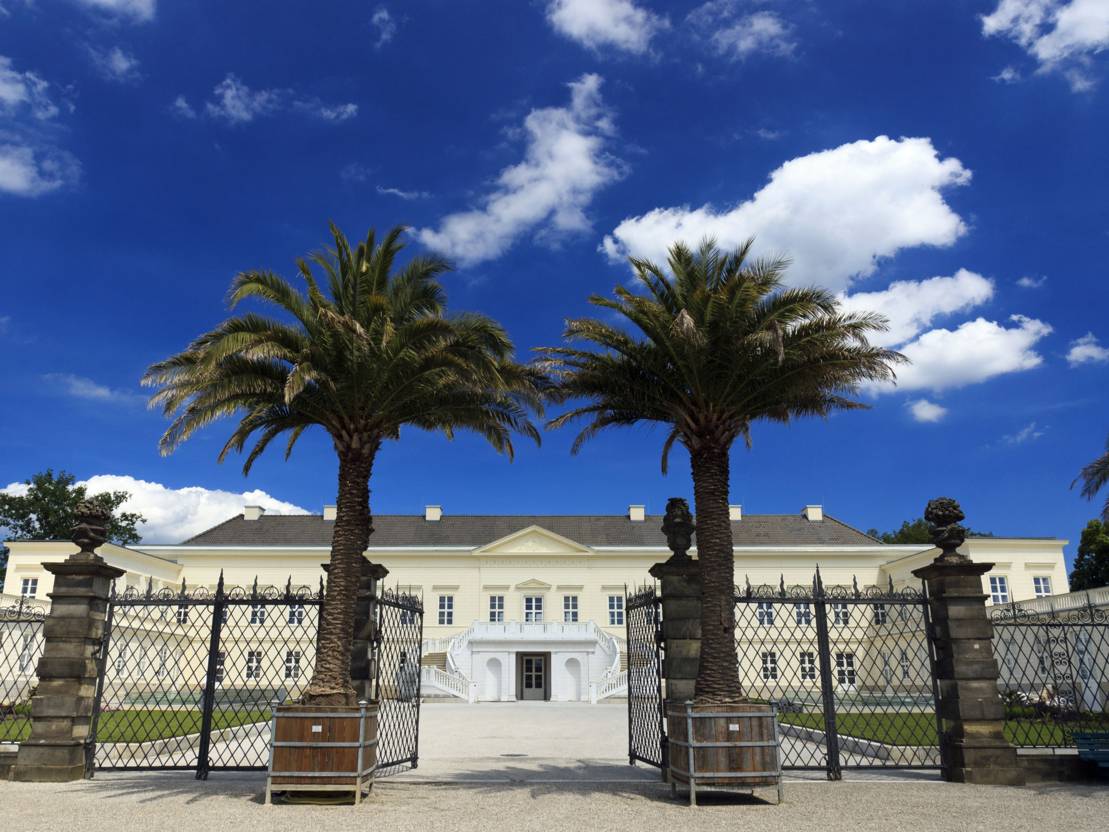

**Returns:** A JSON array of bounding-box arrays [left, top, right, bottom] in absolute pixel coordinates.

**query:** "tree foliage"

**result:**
[[1073, 433, 1109, 522], [1069, 519, 1109, 592], [867, 517, 993, 544], [0, 469, 144, 545]]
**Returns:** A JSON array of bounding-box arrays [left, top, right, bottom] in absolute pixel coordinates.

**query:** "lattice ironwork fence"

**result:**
[[735, 573, 941, 778], [625, 584, 666, 770], [90, 575, 423, 779], [991, 600, 1109, 748], [0, 597, 47, 750]]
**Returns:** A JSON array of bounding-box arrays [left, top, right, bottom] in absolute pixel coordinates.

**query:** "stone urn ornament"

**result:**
[[924, 497, 970, 565], [70, 500, 112, 564], [661, 497, 695, 564]]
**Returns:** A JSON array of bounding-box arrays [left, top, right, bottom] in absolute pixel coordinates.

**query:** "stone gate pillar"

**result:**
[[321, 557, 389, 703], [912, 497, 1024, 786], [12, 503, 124, 782], [649, 498, 701, 707]]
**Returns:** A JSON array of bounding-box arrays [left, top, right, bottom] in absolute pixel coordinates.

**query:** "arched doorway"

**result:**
[[483, 657, 503, 701], [564, 657, 583, 701]]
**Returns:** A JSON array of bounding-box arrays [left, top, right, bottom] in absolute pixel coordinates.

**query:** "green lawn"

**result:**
[[779, 711, 1109, 747], [0, 709, 269, 744]]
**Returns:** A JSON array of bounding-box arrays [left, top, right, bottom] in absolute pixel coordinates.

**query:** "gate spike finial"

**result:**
[[251, 575, 259, 600], [780, 573, 786, 596], [180, 577, 187, 598], [145, 576, 153, 599], [852, 575, 860, 598], [745, 574, 752, 598], [814, 565, 824, 595], [285, 575, 292, 601], [888, 574, 894, 593], [319, 574, 325, 599], [216, 569, 225, 598]]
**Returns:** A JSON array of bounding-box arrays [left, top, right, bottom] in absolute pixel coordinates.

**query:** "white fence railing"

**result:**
[[420, 665, 476, 702]]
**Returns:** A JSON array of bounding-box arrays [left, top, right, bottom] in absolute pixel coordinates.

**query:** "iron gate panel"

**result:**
[[625, 584, 666, 769], [735, 573, 941, 778], [0, 597, 47, 751], [991, 600, 1109, 747], [373, 588, 423, 776]]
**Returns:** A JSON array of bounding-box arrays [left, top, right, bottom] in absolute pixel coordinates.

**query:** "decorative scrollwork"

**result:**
[[991, 605, 1107, 626], [0, 602, 48, 621], [626, 584, 659, 609], [380, 587, 422, 612]]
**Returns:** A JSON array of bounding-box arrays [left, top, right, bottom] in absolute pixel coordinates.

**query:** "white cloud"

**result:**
[[88, 45, 142, 83], [377, 184, 430, 200], [2, 475, 307, 543], [1066, 332, 1109, 366], [295, 100, 358, 122], [882, 315, 1052, 393], [372, 6, 397, 48], [1016, 274, 1046, 288], [908, 399, 948, 423], [0, 55, 60, 120], [982, 0, 1109, 91], [993, 65, 1022, 83], [838, 269, 994, 347], [546, 0, 668, 54], [169, 95, 196, 119], [1003, 421, 1046, 445], [41, 373, 144, 405], [0, 143, 81, 196], [603, 136, 970, 292], [689, 3, 796, 60], [416, 74, 622, 266], [199, 74, 357, 125], [73, 0, 155, 22]]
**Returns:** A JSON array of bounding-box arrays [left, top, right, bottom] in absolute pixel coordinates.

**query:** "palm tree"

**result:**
[[539, 239, 903, 703], [1074, 433, 1109, 521], [144, 224, 543, 705]]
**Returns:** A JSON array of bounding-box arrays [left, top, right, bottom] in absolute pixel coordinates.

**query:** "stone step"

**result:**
[[421, 651, 447, 669]]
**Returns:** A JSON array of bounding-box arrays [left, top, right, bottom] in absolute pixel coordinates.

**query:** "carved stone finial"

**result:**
[[924, 496, 970, 564], [661, 497, 695, 564], [70, 500, 111, 562]]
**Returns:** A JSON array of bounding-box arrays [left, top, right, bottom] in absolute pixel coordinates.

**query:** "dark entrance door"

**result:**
[[517, 652, 550, 701]]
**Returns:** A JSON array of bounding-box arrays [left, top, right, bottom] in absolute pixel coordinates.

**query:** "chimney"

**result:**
[[628, 505, 645, 522], [243, 505, 265, 521], [425, 505, 442, 522], [323, 505, 337, 521], [729, 505, 742, 521], [803, 505, 823, 522]]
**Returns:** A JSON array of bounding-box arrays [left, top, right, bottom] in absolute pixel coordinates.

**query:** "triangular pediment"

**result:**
[[515, 578, 553, 590], [475, 525, 592, 556]]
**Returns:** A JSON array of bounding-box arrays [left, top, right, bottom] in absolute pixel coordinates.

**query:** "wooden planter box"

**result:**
[[666, 701, 784, 806], [264, 701, 379, 805]]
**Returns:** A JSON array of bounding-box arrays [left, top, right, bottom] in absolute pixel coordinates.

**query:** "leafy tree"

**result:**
[[1073, 432, 1109, 522], [144, 224, 542, 705], [540, 239, 901, 703], [0, 469, 144, 545], [1069, 519, 1109, 591], [867, 518, 993, 544]]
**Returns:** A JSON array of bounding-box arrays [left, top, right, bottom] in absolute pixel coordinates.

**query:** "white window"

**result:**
[[832, 603, 850, 626], [761, 651, 778, 681], [872, 603, 887, 625], [798, 651, 816, 681], [284, 650, 301, 680], [245, 650, 263, 680], [288, 604, 305, 625], [836, 652, 856, 687], [608, 595, 624, 626], [155, 646, 169, 679], [489, 595, 505, 623], [794, 603, 812, 626], [250, 604, 266, 625], [176, 604, 189, 625], [563, 595, 579, 623], [524, 595, 544, 623], [114, 644, 128, 675], [900, 649, 911, 680], [20, 578, 38, 598], [19, 633, 34, 672], [220, 606, 229, 625], [214, 651, 225, 684], [989, 576, 1010, 604], [1033, 577, 1052, 598], [438, 595, 454, 625], [756, 602, 775, 626]]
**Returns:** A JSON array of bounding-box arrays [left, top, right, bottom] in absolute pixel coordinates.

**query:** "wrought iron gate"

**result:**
[[625, 584, 666, 769], [0, 596, 47, 751], [735, 572, 941, 779], [90, 575, 423, 778]]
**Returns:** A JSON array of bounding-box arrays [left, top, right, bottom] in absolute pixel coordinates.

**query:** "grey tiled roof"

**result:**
[[178, 512, 880, 548]]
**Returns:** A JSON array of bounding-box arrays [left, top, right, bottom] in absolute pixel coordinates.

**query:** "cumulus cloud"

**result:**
[[87, 45, 142, 83], [416, 74, 622, 266], [74, 0, 155, 22], [41, 373, 144, 405], [372, 6, 397, 48], [1066, 332, 1109, 366], [981, 0, 1109, 91], [688, 2, 796, 60], [0, 55, 60, 121], [1, 56, 81, 197], [169, 95, 196, 119], [838, 269, 994, 347], [908, 399, 948, 423], [883, 315, 1052, 393], [2, 475, 308, 543], [546, 0, 668, 54], [0, 143, 81, 196], [1016, 274, 1046, 288], [603, 136, 970, 292], [197, 74, 357, 125]]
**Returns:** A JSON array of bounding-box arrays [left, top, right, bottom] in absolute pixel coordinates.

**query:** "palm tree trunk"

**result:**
[[690, 443, 744, 703], [301, 449, 375, 705]]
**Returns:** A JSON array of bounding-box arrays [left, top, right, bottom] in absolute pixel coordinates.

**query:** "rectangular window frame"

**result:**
[[20, 578, 38, 598], [608, 595, 624, 626], [563, 595, 579, 623], [761, 650, 778, 681], [287, 604, 305, 626], [250, 604, 266, 625], [798, 651, 816, 681], [836, 652, 857, 687], [989, 575, 1010, 604], [872, 603, 887, 626], [245, 649, 263, 680], [489, 595, 505, 623], [284, 649, 302, 681], [756, 601, 775, 626], [794, 603, 812, 626], [438, 595, 454, 626], [1032, 576, 1052, 598], [524, 595, 544, 623], [832, 602, 850, 626]]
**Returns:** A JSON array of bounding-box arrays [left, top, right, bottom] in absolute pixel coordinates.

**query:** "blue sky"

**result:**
[[0, 1, 1106, 562]]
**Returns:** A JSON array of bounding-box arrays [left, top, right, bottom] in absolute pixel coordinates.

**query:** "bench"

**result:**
[[1073, 732, 1109, 773]]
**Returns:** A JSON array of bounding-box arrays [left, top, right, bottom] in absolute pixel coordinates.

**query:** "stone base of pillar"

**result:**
[[649, 558, 701, 709]]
